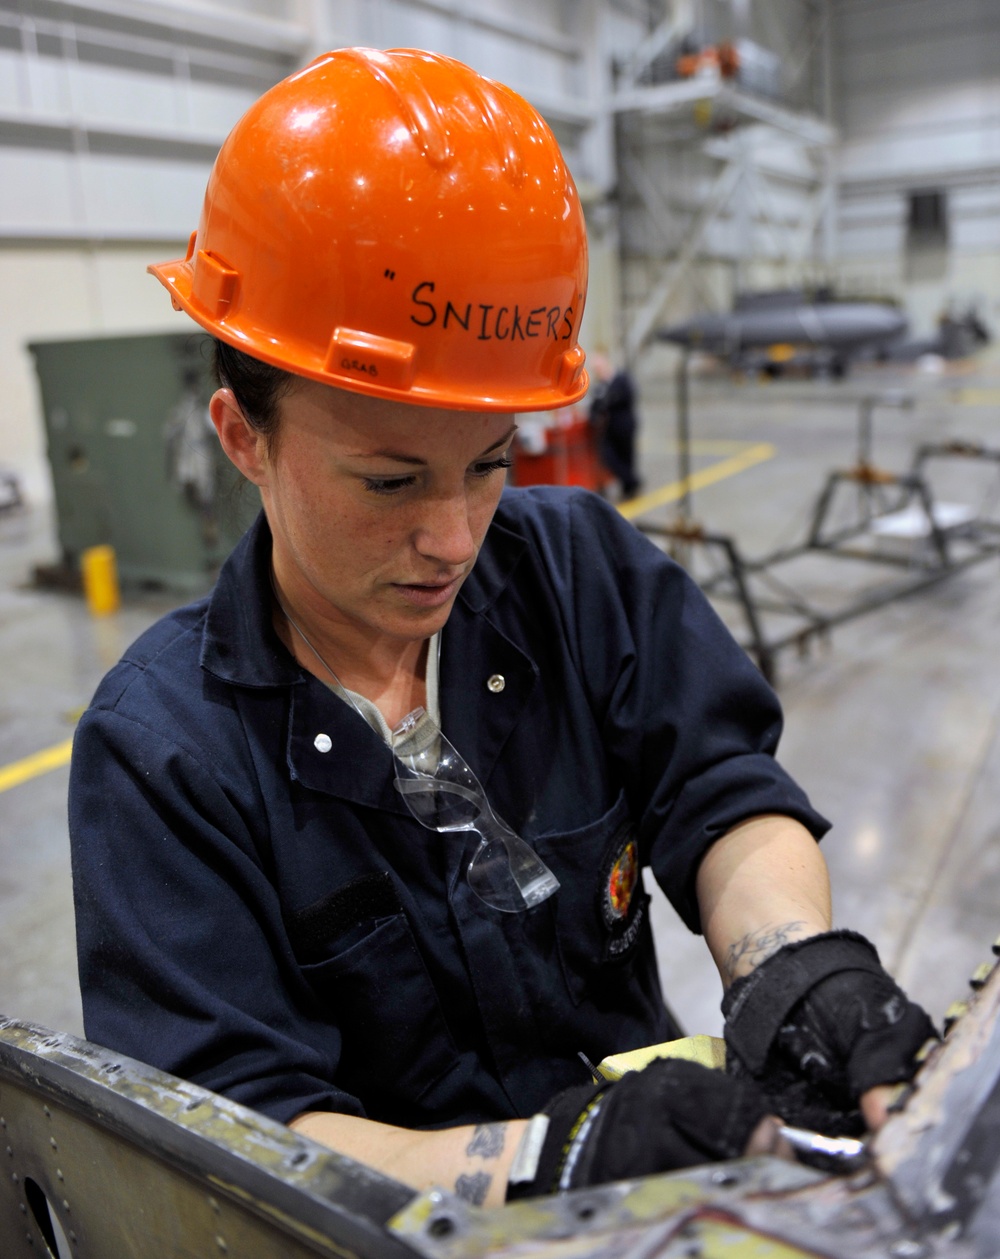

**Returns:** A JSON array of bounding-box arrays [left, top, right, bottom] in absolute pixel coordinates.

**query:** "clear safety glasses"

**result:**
[[390, 707, 559, 914]]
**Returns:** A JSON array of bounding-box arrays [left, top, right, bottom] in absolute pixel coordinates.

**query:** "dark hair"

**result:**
[[212, 338, 296, 455]]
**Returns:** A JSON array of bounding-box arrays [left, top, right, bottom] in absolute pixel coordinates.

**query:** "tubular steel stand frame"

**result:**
[[636, 355, 1000, 684]]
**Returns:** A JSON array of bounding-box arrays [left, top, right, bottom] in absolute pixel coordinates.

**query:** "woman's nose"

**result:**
[[413, 492, 477, 567]]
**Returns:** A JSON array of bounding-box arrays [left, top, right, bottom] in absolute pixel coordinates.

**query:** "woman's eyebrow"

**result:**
[[358, 424, 518, 465], [478, 428, 518, 458]]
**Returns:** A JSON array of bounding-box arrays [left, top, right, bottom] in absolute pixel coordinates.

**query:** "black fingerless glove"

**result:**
[[507, 1058, 770, 1199], [722, 930, 938, 1136]]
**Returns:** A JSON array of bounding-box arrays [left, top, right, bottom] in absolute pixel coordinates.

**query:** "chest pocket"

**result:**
[[289, 873, 459, 1124], [533, 791, 656, 1009]]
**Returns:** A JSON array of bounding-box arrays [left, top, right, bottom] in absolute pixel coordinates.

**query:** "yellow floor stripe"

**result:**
[[0, 738, 74, 794], [0, 442, 773, 792], [658, 438, 763, 454], [618, 441, 776, 520], [953, 387, 1000, 407]]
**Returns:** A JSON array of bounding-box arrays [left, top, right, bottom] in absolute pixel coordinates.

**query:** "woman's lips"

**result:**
[[392, 577, 462, 607]]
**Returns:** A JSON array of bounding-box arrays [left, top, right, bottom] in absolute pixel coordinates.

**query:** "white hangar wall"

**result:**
[[0, 0, 307, 504], [832, 0, 1000, 337]]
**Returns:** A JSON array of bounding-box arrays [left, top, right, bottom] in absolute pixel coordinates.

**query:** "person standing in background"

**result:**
[[587, 349, 642, 500]]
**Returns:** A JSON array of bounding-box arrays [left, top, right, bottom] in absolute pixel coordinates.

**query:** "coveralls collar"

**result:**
[[199, 507, 529, 690], [198, 507, 537, 813]]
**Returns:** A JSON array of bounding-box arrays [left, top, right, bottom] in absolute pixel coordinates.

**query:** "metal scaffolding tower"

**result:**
[[606, 1, 837, 366]]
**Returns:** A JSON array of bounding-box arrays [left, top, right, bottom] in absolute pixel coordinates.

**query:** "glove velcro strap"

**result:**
[[723, 930, 883, 1074], [506, 1080, 606, 1200]]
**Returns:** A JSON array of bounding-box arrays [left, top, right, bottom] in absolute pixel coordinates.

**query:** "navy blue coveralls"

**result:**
[[70, 486, 828, 1129]]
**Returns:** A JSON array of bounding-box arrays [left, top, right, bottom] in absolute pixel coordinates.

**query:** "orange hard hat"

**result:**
[[149, 47, 588, 411]]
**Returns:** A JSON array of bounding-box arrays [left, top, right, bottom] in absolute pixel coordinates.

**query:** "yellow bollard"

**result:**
[[81, 544, 121, 617]]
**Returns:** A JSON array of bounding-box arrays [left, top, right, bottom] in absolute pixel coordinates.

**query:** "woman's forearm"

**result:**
[[289, 1110, 528, 1207], [695, 814, 832, 986]]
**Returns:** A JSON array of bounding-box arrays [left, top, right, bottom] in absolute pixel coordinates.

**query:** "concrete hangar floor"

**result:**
[[2, 350, 1000, 1047]]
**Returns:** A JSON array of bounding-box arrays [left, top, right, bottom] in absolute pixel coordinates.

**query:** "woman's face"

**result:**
[[247, 378, 516, 647]]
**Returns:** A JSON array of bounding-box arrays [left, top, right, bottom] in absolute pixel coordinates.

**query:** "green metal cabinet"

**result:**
[[29, 332, 260, 593]]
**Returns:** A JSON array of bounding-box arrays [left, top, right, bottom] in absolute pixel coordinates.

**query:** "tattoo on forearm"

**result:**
[[465, 1123, 506, 1159], [455, 1171, 492, 1205], [454, 1123, 505, 1206], [725, 921, 806, 982]]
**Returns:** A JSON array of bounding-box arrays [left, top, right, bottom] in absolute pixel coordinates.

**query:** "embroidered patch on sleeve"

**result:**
[[598, 825, 647, 963]]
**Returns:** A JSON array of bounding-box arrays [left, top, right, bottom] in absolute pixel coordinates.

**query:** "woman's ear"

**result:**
[[209, 388, 268, 486]]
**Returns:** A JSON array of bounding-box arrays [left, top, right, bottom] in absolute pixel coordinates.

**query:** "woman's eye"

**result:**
[[361, 456, 511, 494], [362, 475, 416, 496], [472, 456, 514, 478]]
